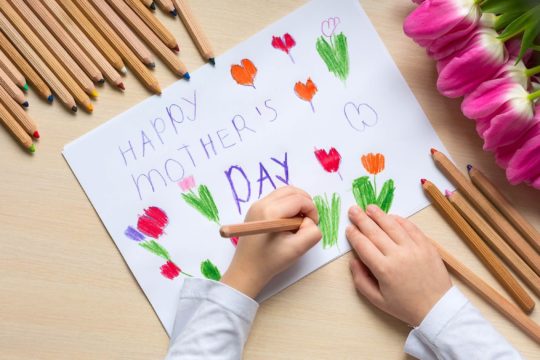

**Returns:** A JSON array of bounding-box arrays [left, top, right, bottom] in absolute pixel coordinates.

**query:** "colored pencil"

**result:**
[[25, 0, 105, 86], [53, 0, 126, 75], [431, 240, 540, 344], [468, 165, 540, 253], [220, 217, 304, 238], [40, 0, 124, 90], [90, 0, 155, 68], [155, 0, 176, 16], [9, 0, 98, 98], [0, 31, 52, 102], [0, 100, 34, 152], [140, 0, 156, 11], [422, 179, 535, 313], [447, 190, 540, 297], [431, 149, 540, 276], [0, 48, 27, 90], [0, 2, 92, 112], [107, 0, 189, 78], [124, 0, 179, 51], [0, 65, 28, 107], [70, 0, 161, 94], [0, 15, 74, 110], [0, 84, 38, 138], [172, 0, 215, 64]]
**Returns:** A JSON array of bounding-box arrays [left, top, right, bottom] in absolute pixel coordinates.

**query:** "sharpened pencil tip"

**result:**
[[33, 130, 40, 139], [22, 101, 29, 108], [86, 103, 94, 112], [430, 148, 438, 155], [28, 143, 36, 153], [118, 82, 125, 91], [467, 164, 473, 172], [150, 1, 156, 10], [23, 83, 29, 91], [120, 67, 128, 74], [97, 78, 105, 85], [149, 62, 156, 69], [173, 44, 179, 52], [91, 89, 99, 98], [170, 9, 177, 16], [183, 72, 190, 80], [47, 94, 54, 103], [420, 178, 427, 185], [444, 190, 453, 197], [209, 58, 216, 66], [72, 105, 78, 113]]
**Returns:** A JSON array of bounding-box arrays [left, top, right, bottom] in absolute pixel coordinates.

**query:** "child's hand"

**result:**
[[346, 204, 452, 326], [221, 186, 322, 299]]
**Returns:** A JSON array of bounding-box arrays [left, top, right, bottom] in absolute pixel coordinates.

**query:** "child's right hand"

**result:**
[[346, 205, 452, 326]]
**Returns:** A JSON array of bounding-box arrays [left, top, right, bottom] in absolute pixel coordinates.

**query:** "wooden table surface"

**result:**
[[1, 0, 539, 358]]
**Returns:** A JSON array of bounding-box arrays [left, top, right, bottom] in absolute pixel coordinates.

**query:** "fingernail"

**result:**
[[349, 206, 360, 216], [366, 204, 378, 215]]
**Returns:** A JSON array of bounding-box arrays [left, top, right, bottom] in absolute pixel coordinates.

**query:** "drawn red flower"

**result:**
[[137, 206, 169, 239], [160, 261, 181, 280], [314, 147, 343, 180], [272, 33, 296, 63], [230, 236, 239, 246]]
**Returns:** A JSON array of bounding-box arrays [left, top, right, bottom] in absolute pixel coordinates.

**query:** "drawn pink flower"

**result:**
[[137, 206, 169, 239], [314, 147, 343, 180], [178, 175, 196, 192], [272, 33, 296, 63], [160, 261, 181, 280], [436, 28, 507, 98], [321, 17, 341, 38]]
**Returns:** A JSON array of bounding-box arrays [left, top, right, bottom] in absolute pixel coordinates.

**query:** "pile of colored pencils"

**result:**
[[0, 0, 215, 153], [422, 149, 540, 342]]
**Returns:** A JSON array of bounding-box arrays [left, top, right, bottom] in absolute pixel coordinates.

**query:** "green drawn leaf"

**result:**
[[314, 193, 341, 249], [200, 259, 221, 281], [181, 184, 220, 224], [352, 176, 377, 210], [376, 179, 395, 213], [316, 33, 350, 82], [139, 240, 170, 260]]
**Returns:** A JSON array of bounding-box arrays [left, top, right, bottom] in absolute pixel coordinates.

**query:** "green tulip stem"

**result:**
[[525, 65, 540, 77], [528, 89, 540, 101]]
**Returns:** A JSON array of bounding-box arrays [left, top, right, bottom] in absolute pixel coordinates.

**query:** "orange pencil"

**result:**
[[431, 148, 540, 276], [468, 165, 540, 253], [421, 179, 535, 313], [107, 0, 189, 78], [90, 0, 155, 68], [0, 65, 28, 107], [140, 0, 156, 11], [0, 100, 34, 153], [0, 2, 92, 112], [25, 0, 105, 86], [155, 0, 176, 16], [69, 0, 161, 94], [9, 0, 99, 98], [0, 14, 74, 110], [0, 48, 27, 90], [172, 0, 215, 64], [0, 84, 38, 138], [123, 0, 179, 51], [0, 31, 52, 102]]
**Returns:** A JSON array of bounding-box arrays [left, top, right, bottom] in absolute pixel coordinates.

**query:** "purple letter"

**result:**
[[224, 165, 251, 215], [257, 162, 276, 198], [271, 152, 289, 185]]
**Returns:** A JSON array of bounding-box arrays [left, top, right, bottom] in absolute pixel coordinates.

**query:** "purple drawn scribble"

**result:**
[[321, 17, 341, 38], [125, 226, 145, 242], [343, 102, 378, 132]]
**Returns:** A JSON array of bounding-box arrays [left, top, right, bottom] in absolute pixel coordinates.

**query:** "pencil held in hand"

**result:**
[[220, 217, 304, 238]]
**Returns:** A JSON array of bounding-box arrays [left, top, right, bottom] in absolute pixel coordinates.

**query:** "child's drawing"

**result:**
[[137, 206, 169, 238], [352, 153, 395, 213], [200, 259, 222, 281], [314, 147, 343, 180], [272, 33, 296, 63], [179, 176, 220, 224], [231, 59, 258, 88], [314, 193, 341, 249], [294, 78, 318, 112], [316, 17, 350, 82]]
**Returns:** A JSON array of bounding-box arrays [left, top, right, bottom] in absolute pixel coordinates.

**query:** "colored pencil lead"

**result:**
[[430, 148, 438, 155], [183, 72, 190, 80], [420, 178, 426, 185], [22, 101, 29, 108], [28, 143, 36, 153], [150, 1, 156, 10], [47, 94, 54, 103], [33, 130, 40, 139], [22, 83, 29, 91], [170, 9, 177, 16], [118, 82, 125, 90], [173, 44, 179, 52], [149, 62, 156, 69], [209, 58, 216, 66], [72, 105, 78, 112], [467, 164, 473, 172]]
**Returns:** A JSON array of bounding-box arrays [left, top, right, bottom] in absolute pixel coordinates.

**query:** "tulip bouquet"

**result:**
[[404, 0, 540, 189]]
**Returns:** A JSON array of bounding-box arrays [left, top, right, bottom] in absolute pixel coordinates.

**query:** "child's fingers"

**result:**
[[266, 185, 312, 203], [393, 216, 428, 246], [348, 206, 396, 255], [366, 205, 413, 246], [350, 257, 385, 307], [272, 194, 319, 224], [346, 224, 386, 275], [291, 217, 322, 254]]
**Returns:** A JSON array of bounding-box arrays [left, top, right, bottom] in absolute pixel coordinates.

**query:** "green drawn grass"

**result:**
[[316, 33, 350, 82], [377, 179, 395, 213], [352, 176, 395, 213], [200, 259, 221, 281], [139, 240, 170, 260], [181, 184, 220, 224], [314, 193, 341, 249]]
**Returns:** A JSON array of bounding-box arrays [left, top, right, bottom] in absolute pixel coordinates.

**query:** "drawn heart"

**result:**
[[314, 147, 341, 173], [343, 102, 378, 132], [321, 17, 341, 38], [294, 78, 318, 102], [137, 206, 169, 238], [230, 59, 257, 88], [271, 33, 296, 54]]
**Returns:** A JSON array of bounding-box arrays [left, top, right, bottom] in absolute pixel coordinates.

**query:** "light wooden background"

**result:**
[[1, 0, 539, 358]]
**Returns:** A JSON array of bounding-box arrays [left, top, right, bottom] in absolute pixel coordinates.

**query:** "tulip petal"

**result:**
[[462, 78, 515, 119], [506, 133, 540, 185], [495, 121, 540, 167], [482, 100, 534, 151]]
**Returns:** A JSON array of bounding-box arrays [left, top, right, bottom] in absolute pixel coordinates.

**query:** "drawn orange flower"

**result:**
[[294, 78, 318, 102], [231, 59, 257, 88], [361, 153, 385, 175]]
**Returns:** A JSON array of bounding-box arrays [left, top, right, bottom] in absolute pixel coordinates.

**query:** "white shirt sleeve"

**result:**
[[165, 277, 259, 360], [404, 286, 523, 360]]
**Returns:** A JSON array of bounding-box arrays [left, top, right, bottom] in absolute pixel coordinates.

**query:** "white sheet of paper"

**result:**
[[64, 0, 452, 335]]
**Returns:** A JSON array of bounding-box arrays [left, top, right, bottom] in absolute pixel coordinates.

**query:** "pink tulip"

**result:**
[[404, 0, 480, 48], [495, 118, 540, 168], [437, 28, 507, 98], [506, 117, 540, 188], [178, 175, 196, 192]]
